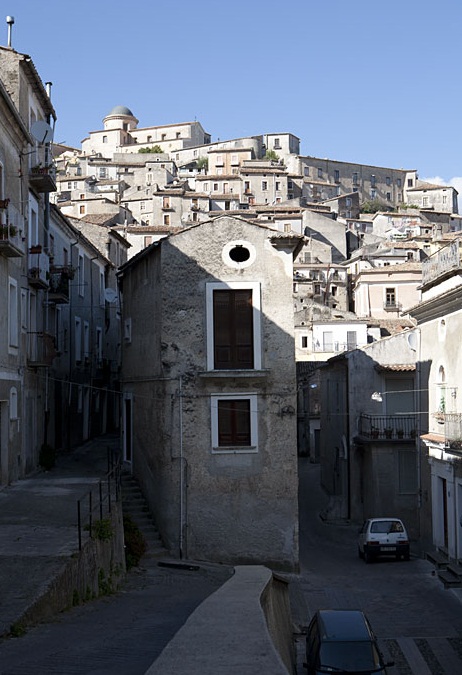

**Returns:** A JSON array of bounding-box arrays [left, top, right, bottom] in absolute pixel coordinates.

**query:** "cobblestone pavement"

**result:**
[[0, 557, 232, 674], [293, 459, 462, 674]]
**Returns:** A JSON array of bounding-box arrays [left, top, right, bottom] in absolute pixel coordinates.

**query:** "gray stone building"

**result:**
[[319, 331, 425, 543], [118, 215, 302, 570]]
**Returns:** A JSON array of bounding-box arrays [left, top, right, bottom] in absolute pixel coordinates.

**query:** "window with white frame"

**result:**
[[100, 270, 105, 306], [21, 288, 28, 332], [75, 316, 82, 363], [206, 282, 261, 371], [78, 253, 85, 297], [8, 278, 18, 348], [55, 306, 62, 353], [29, 204, 38, 248], [83, 321, 90, 360], [211, 393, 258, 452], [96, 327, 103, 362], [9, 387, 18, 420], [385, 287, 396, 307]]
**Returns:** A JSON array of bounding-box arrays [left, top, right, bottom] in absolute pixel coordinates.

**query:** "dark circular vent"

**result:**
[[229, 245, 250, 263]]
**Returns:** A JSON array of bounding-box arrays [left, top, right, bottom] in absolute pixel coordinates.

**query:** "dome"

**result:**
[[107, 105, 135, 117]]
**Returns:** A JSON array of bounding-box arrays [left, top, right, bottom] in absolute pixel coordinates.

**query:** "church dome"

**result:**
[[107, 105, 135, 117]]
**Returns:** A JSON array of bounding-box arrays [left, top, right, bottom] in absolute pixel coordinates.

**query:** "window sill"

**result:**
[[199, 369, 269, 379], [212, 446, 258, 454]]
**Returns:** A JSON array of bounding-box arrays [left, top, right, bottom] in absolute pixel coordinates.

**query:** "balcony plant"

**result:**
[[0, 224, 17, 238]]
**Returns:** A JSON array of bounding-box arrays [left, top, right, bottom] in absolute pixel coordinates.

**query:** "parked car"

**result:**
[[304, 609, 393, 674], [358, 517, 410, 563]]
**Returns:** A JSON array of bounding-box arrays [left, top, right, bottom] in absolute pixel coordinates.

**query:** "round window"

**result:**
[[222, 240, 256, 269], [229, 245, 250, 263]]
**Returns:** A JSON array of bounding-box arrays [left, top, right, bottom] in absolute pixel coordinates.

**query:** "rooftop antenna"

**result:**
[[6, 15, 14, 48]]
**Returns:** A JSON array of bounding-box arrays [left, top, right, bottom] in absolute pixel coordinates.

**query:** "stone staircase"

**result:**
[[121, 472, 169, 558], [426, 548, 462, 588]]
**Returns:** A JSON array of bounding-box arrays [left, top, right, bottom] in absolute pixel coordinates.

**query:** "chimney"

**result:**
[[6, 15, 14, 48], [46, 81, 52, 99]]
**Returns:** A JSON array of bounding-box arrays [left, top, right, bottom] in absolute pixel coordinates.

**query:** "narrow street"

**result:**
[[294, 458, 462, 674]]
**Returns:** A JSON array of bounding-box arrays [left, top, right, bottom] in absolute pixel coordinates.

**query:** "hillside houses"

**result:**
[[3, 22, 462, 573]]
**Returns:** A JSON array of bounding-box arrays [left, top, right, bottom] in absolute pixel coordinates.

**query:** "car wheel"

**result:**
[[364, 550, 373, 564], [404, 552, 410, 561], [358, 546, 364, 559]]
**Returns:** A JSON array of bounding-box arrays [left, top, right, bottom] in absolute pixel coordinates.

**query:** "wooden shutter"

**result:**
[[218, 399, 251, 446], [213, 289, 254, 369]]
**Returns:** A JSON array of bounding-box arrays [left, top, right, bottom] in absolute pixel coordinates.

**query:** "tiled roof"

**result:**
[[375, 364, 416, 372]]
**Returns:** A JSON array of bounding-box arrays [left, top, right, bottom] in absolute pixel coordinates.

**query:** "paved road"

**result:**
[[294, 458, 462, 674], [0, 558, 232, 674]]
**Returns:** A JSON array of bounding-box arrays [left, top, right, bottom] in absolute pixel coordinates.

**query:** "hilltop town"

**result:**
[[1, 35, 462, 577]]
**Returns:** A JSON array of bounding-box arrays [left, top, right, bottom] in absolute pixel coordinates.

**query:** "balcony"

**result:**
[[48, 265, 74, 303], [444, 413, 462, 453], [312, 341, 357, 354], [383, 301, 402, 312], [0, 224, 24, 258], [27, 331, 58, 367], [28, 248, 50, 289], [358, 414, 417, 441], [29, 164, 57, 193]]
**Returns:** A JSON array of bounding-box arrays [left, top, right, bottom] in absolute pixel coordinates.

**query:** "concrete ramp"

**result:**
[[145, 565, 293, 675]]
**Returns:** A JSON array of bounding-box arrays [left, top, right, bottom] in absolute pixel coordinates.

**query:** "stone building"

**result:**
[[409, 238, 462, 561], [319, 331, 424, 542], [0, 44, 56, 481], [118, 214, 302, 570]]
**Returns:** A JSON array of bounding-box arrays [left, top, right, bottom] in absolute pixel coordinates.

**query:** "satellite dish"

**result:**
[[407, 332, 417, 351], [104, 288, 118, 303], [31, 120, 54, 144]]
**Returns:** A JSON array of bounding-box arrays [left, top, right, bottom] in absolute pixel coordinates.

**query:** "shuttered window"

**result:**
[[217, 399, 251, 446], [213, 289, 254, 369]]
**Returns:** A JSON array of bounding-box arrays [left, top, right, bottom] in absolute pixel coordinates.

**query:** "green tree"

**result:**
[[196, 156, 208, 171], [264, 149, 279, 162], [360, 200, 393, 214], [138, 145, 163, 154]]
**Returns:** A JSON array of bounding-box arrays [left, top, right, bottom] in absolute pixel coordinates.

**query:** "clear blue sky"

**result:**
[[4, 0, 461, 188]]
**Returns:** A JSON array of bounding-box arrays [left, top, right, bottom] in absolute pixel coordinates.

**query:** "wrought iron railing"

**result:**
[[77, 448, 122, 550], [358, 414, 417, 440]]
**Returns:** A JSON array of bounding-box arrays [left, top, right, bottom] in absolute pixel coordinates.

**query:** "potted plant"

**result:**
[[384, 427, 393, 439], [396, 429, 404, 439], [0, 224, 15, 238]]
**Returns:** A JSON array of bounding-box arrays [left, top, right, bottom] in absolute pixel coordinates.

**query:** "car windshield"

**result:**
[[319, 641, 383, 672], [370, 520, 403, 534]]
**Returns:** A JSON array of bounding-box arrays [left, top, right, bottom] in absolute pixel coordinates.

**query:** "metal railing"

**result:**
[[444, 413, 462, 452], [77, 447, 122, 550], [358, 414, 417, 440]]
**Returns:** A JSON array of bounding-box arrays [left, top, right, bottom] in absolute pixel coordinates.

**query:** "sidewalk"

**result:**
[[0, 434, 119, 637]]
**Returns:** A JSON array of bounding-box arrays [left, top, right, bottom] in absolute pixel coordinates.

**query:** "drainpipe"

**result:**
[[179, 376, 185, 559]]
